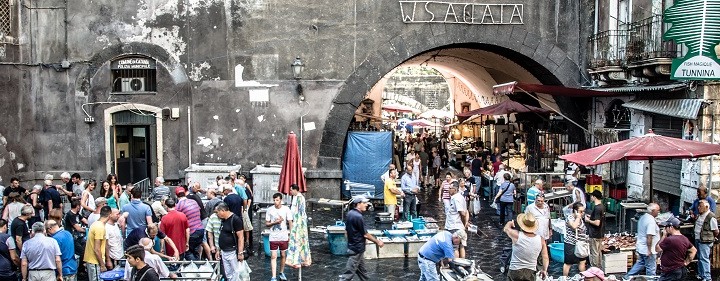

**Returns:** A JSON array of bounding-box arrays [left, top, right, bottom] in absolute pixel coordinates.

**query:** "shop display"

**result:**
[[602, 233, 636, 250]]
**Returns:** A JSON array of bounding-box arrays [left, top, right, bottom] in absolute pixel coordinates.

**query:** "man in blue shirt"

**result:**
[[691, 186, 716, 216], [340, 196, 384, 281], [121, 187, 153, 237], [401, 165, 421, 221], [47, 219, 77, 280], [417, 230, 464, 281]]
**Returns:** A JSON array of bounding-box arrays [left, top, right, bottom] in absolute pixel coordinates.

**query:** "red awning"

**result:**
[[456, 100, 551, 122], [493, 81, 622, 97]]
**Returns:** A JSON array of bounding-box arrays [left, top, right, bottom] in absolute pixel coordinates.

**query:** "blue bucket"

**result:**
[[99, 269, 125, 281], [411, 218, 426, 230], [549, 242, 564, 263]]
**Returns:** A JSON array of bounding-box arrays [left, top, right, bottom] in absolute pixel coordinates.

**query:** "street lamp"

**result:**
[[291, 57, 305, 101]]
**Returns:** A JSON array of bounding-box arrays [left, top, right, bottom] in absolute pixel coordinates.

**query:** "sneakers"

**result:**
[[270, 278, 277, 281], [278, 273, 288, 281]]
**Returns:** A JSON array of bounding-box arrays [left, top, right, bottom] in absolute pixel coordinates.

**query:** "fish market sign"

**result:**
[[663, 0, 720, 80], [399, 1, 523, 25]]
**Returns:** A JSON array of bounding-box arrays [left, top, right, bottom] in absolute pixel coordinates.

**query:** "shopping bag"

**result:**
[[472, 198, 481, 215], [490, 202, 498, 210], [238, 260, 252, 281], [574, 228, 589, 258]]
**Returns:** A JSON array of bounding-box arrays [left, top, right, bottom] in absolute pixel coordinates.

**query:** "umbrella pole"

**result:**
[[649, 159, 654, 202]]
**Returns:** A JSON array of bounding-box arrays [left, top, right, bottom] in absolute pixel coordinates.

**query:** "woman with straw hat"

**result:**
[[503, 213, 549, 281]]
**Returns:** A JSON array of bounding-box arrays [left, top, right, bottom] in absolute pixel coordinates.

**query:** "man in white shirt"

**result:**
[[445, 183, 468, 258], [105, 209, 123, 266], [266, 193, 292, 281], [524, 193, 551, 242], [625, 203, 660, 278]]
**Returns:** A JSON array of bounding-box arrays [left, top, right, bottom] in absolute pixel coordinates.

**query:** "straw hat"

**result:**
[[516, 213, 538, 233]]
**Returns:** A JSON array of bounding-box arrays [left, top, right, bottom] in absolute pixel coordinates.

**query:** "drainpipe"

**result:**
[[188, 106, 192, 167], [594, 0, 599, 34]]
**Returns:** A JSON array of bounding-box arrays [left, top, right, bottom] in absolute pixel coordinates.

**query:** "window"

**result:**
[[0, 0, 11, 37], [111, 56, 157, 93]]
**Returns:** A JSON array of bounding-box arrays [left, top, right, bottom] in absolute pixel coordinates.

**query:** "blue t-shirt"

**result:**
[[499, 182, 516, 203], [121, 199, 152, 235], [691, 196, 717, 215], [345, 209, 367, 254], [418, 231, 455, 263], [526, 187, 541, 205], [234, 185, 249, 201], [51, 230, 77, 276]]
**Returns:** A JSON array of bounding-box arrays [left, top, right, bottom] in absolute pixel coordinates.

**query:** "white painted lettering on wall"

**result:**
[[399, 1, 523, 25]]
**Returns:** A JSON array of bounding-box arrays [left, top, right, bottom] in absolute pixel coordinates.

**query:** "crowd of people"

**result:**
[[0, 171, 310, 281]]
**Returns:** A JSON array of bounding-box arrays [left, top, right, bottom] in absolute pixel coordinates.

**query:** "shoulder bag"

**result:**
[[574, 224, 589, 258]]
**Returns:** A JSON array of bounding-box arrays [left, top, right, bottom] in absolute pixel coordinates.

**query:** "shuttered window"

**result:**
[[651, 114, 683, 196]]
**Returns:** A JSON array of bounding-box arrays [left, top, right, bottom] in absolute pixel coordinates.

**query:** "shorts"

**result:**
[[564, 243, 584, 265], [269, 240, 289, 251], [242, 210, 254, 231]]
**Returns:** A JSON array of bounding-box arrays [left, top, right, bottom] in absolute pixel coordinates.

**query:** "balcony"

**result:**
[[587, 15, 686, 82]]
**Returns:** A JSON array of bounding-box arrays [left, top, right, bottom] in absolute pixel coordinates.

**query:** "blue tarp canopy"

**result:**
[[342, 132, 392, 199]]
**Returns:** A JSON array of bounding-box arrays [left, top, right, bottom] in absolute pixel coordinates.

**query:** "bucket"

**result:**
[[328, 232, 348, 255], [549, 242, 564, 263], [411, 218, 426, 230]]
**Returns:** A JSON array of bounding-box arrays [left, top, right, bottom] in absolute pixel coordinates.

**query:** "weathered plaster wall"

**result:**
[[0, 0, 594, 196]]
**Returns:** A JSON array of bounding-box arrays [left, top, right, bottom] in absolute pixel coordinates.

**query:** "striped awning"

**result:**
[[592, 83, 687, 93], [622, 99, 708, 120]]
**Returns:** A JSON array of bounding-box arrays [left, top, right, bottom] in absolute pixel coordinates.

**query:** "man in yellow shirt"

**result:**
[[84, 206, 112, 281], [384, 169, 403, 220]]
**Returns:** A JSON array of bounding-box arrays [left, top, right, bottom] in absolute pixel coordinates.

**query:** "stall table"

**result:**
[[307, 198, 350, 226]]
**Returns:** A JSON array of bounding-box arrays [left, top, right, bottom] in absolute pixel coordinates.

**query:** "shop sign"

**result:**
[[111, 58, 156, 70], [663, 0, 720, 80], [399, 1, 523, 25]]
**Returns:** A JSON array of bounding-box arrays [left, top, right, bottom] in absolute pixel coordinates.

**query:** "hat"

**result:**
[[515, 213, 538, 234], [452, 229, 468, 247], [580, 267, 606, 280], [590, 190, 603, 199], [175, 186, 186, 196], [351, 195, 370, 204], [659, 216, 681, 227]]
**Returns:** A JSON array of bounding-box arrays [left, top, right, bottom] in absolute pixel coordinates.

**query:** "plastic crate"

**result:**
[[585, 184, 602, 193], [549, 242, 564, 263]]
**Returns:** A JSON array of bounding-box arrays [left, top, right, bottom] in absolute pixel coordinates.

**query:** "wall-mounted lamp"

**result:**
[[291, 57, 305, 102]]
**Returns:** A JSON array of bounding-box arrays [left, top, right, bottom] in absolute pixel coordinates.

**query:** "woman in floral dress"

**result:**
[[286, 184, 311, 268]]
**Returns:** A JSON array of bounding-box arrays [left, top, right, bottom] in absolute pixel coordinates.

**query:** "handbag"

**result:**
[[495, 182, 511, 203], [574, 226, 590, 258]]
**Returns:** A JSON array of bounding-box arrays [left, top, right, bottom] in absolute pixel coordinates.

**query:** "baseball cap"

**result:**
[[351, 196, 370, 204], [580, 267, 605, 280], [452, 229, 468, 247], [659, 216, 681, 227], [175, 186, 186, 196]]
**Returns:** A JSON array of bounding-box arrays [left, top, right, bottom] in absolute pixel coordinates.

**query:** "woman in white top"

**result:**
[[563, 202, 588, 276], [81, 180, 97, 217], [412, 152, 421, 184]]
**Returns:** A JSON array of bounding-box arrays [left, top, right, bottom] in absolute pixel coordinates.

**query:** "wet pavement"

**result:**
[[246, 184, 717, 281]]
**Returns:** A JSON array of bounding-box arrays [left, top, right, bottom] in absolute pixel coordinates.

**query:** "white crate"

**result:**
[[407, 241, 424, 258], [603, 252, 630, 274], [365, 242, 378, 260], [377, 242, 406, 258]]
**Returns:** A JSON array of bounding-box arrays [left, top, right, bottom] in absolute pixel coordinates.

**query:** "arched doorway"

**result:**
[[104, 104, 164, 185]]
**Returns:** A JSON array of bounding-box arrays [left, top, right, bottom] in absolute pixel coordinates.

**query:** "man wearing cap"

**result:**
[[656, 217, 696, 281], [417, 230, 464, 281], [504, 213, 549, 281], [159, 198, 189, 261], [445, 182, 469, 258], [175, 187, 204, 261], [693, 199, 718, 281], [585, 190, 605, 268], [340, 196, 384, 281], [20, 222, 62, 281], [580, 267, 605, 281]]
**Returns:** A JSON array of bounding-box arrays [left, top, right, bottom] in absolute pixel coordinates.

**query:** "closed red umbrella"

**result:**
[[560, 130, 720, 198], [278, 132, 307, 195]]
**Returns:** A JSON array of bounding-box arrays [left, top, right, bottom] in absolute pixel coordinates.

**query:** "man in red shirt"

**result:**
[[160, 198, 189, 260], [657, 217, 696, 280]]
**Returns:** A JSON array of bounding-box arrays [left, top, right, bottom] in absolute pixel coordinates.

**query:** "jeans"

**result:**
[[499, 201, 513, 224], [404, 195, 417, 220], [658, 267, 686, 281], [185, 229, 205, 261], [418, 256, 440, 281], [473, 176, 482, 197], [340, 250, 368, 281], [625, 252, 656, 278], [695, 240, 712, 281]]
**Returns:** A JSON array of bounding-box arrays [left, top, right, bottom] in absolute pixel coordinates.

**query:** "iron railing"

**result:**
[[626, 15, 684, 62], [133, 177, 152, 200], [587, 30, 628, 68]]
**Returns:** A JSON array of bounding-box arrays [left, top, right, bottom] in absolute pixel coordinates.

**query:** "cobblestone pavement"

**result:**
[[245, 184, 718, 281]]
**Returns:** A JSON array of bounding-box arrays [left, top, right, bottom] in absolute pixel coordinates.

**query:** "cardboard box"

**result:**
[[603, 252, 630, 274]]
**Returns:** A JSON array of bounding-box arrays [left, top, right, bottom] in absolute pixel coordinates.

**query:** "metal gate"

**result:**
[[651, 114, 683, 196]]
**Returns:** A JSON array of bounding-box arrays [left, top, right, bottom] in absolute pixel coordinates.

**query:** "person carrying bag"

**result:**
[[563, 202, 588, 277], [493, 173, 515, 225]]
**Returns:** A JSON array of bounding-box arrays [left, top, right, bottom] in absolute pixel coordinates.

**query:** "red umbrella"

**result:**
[[456, 100, 552, 122], [278, 132, 307, 194], [560, 130, 720, 199]]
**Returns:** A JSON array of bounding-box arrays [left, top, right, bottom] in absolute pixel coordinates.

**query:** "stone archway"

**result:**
[[104, 104, 164, 178], [318, 27, 583, 169]]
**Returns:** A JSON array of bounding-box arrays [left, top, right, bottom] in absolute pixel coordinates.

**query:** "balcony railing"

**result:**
[[587, 15, 686, 69], [587, 29, 628, 68], [626, 15, 684, 63]]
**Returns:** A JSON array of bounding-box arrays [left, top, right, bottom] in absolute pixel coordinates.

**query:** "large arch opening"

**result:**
[[319, 41, 588, 170]]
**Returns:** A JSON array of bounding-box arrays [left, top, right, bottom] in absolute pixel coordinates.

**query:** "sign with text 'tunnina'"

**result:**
[[663, 0, 720, 80], [399, 1, 524, 25]]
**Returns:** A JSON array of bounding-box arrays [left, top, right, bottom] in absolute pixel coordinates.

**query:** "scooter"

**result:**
[[438, 258, 493, 281]]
